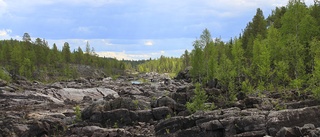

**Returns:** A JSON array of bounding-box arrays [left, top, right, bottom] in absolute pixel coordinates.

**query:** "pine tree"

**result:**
[[241, 8, 267, 59], [62, 42, 71, 63], [22, 33, 31, 42], [191, 40, 205, 82]]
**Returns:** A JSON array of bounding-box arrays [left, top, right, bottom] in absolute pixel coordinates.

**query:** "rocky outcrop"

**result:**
[[2, 73, 320, 137], [276, 124, 320, 137], [154, 104, 320, 137], [267, 105, 320, 136]]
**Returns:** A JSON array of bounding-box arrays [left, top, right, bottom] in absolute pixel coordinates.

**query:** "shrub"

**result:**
[[186, 83, 215, 113], [0, 69, 11, 82], [74, 105, 82, 122]]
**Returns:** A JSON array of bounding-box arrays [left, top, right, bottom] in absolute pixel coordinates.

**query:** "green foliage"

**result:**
[[113, 122, 118, 128], [165, 128, 170, 134], [165, 114, 171, 120], [111, 74, 120, 80], [137, 55, 182, 74], [242, 79, 253, 94], [0, 38, 127, 82], [132, 100, 139, 109], [186, 83, 214, 113], [188, 1, 320, 100], [0, 69, 11, 82], [74, 105, 82, 122]]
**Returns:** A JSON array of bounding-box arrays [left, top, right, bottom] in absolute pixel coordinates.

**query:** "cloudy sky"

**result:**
[[0, 0, 315, 60]]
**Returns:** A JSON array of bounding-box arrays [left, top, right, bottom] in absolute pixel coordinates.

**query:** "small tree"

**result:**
[[186, 83, 214, 113], [22, 33, 31, 42]]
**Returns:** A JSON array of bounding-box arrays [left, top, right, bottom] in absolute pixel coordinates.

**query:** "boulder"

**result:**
[[276, 127, 303, 137], [152, 107, 173, 121], [175, 66, 192, 82], [0, 79, 7, 87], [152, 96, 187, 114], [102, 108, 138, 127], [267, 106, 320, 136], [155, 116, 196, 136], [56, 88, 119, 102], [170, 92, 188, 104], [82, 95, 92, 102], [234, 115, 266, 133], [82, 100, 106, 120], [136, 110, 154, 123], [243, 97, 262, 108]]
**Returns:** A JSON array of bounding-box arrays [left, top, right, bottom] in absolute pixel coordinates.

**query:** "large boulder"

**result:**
[[155, 116, 196, 136], [151, 96, 187, 114], [175, 66, 192, 82], [152, 107, 173, 121], [102, 108, 138, 127], [266, 105, 320, 136]]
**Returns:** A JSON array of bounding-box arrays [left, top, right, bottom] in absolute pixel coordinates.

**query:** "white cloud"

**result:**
[[96, 51, 146, 60], [144, 41, 153, 46], [0, 29, 12, 39], [96, 50, 173, 60]]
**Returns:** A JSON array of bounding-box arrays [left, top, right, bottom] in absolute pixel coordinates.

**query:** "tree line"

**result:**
[[137, 55, 183, 75], [0, 35, 126, 82]]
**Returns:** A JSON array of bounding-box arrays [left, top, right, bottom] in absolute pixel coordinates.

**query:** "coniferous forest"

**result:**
[[139, 0, 320, 101], [0, 34, 126, 82], [185, 0, 320, 101]]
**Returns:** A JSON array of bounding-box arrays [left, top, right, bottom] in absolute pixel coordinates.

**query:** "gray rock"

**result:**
[[266, 106, 320, 136], [136, 110, 154, 123], [152, 107, 173, 121], [69, 126, 132, 137], [0, 79, 7, 87], [234, 115, 266, 133], [102, 108, 138, 127], [155, 116, 196, 136], [276, 127, 302, 137]]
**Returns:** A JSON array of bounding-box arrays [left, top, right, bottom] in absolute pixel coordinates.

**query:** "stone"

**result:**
[[0, 79, 7, 87], [82, 96, 92, 102], [267, 106, 320, 136], [102, 108, 138, 127], [152, 107, 173, 121], [234, 115, 266, 133], [155, 116, 196, 136], [244, 97, 262, 108], [276, 127, 302, 137], [136, 110, 154, 123]]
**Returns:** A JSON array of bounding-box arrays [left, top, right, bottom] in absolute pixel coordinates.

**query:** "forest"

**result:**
[[138, 0, 320, 102], [1, 0, 320, 101], [0, 34, 127, 82], [184, 0, 320, 101]]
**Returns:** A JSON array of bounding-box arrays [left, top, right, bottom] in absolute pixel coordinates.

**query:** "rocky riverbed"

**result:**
[[1, 72, 320, 137]]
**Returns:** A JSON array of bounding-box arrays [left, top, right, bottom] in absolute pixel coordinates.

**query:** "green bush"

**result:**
[[186, 83, 215, 113], [0, 69, 11, 82], [74, 105, 82, 122]]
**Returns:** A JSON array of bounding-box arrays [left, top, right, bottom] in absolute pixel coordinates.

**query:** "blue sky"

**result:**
[[0, 0, 315, 60]]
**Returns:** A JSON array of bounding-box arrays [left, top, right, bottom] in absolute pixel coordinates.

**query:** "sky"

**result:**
[[0, 0, 315, 60]]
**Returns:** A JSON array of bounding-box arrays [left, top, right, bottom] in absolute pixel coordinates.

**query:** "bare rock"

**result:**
[[266, 106, 320, 136], [0, 79, 7, 87]]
